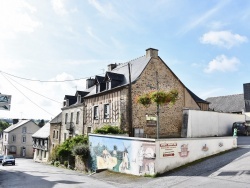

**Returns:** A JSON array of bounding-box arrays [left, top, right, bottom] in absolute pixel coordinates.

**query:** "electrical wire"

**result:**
[[2, 73, 61, 104], [1, 73, 55, 117], [0, 70, 104, 82]]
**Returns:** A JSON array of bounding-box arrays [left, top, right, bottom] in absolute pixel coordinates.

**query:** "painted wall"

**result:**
[[89, 134, 156, 176], [89, 134, 236, 176], [155, 137, 237, 174], [181, 109, 245, 137]]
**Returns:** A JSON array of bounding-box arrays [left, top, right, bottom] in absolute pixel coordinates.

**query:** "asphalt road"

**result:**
[[0, 136, 249, 188]]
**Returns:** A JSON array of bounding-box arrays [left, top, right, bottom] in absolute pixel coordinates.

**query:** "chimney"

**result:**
[[146, 48, 158, 58], [86, 78, 95, 89], [107, 63, 117, 71], [13, 119, 19, 124], [244, 83, 250, 112]]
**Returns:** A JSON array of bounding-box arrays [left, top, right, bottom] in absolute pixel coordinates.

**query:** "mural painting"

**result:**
[[178, 144, 189, 157], [202, 144, 209, 151], [89, 136, 156, 176]]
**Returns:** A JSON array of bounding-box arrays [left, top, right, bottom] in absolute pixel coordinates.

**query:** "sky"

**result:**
[[0, 0, 249, 120]]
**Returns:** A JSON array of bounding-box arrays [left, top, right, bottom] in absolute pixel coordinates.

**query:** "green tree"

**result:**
[[0, 121, 10, 132]]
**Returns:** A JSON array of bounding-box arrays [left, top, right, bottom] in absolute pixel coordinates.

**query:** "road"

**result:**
[[0, 136, 249, 188]]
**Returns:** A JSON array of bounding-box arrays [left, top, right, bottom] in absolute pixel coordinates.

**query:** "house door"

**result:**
[[22, 147, 26, 157]]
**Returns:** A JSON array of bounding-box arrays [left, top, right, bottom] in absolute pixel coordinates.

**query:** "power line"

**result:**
[[2, 73, 61, 104], [1, 73, 55, 117], [0, 70, 104, 82]]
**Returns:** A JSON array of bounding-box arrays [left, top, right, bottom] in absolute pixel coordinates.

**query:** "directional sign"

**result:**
[[0, 94, 11, 111]]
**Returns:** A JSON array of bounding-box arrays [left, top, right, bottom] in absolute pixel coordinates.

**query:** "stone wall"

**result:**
[[132, 57, 199, 138]]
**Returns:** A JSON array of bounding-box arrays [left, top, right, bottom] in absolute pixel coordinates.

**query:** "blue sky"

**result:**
[[0, 0, 249, 120]]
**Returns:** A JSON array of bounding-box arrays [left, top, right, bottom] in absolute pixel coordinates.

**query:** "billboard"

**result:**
[[0, 94, 11, 111]]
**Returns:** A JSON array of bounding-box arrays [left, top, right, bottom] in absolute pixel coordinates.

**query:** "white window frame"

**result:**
[[76, 111, 80, 124], [22, 136, 26, 143], [94, 106, 99, 120], [104, 104, 110, 119], [22, 127, 27, 133]]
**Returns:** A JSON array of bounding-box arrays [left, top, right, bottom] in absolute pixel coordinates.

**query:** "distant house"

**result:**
[[32, 123, 50, 162], [49, 112, 62, 153], [61, 91, 88, 141], [82, 48, 209, 138], [2, 120, 40, 158], [206, 94, 245, 114]]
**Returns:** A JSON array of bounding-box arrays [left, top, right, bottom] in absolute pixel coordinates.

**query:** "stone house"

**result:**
[[32, 123, 50, 162], [49, 112, 62, 153], [60, 91, 88, 141], [2, 119, 40, 158], [83, 48, 209, 138]]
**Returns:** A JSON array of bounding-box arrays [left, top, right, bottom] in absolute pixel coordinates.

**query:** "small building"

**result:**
[[50, 112, 62, 153], [32, 123, 50, 162], [2, 119, 40, 158]]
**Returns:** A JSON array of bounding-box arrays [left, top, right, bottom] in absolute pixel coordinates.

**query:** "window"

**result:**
[[56, 130, 59, 139], [77, 95, 81, 103], [22, 136, 26, 143], [9, 146, 16, 154], [70, 112, 73, 122], [104, 104, 110, 119], [76, 111, 80, 124], [106, 81, 110, 90], [44, 151, 46, 158], [134, 128, 144, 138], [65, 113, 68, 124], [64, 133, 67, 141], [53, 130, 55, 138], [37, 150, 39, 156], [94, 106, 99, 119], [11, 135, 16, 143], [96, 83, 100, 93], [22, 127, 27, 133], [87, 127, 91, 134]]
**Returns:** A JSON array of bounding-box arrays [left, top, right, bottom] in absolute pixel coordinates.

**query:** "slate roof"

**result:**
[[206, 94, 244, 113], [50, 112, 62, 124], [32, 123, 50, 139], [95, 76, 105, 84], [4, 119, 32, 133], [186, 88, 209, 104], [85, 55, 151, 97], [105, 72, 125, 81], [64, 95, 77, 106]]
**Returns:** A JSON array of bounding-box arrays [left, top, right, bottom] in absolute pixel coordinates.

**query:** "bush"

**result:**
[[72, 144, 90, 159], [94, 125, 124, 134], [64, 161, 69, 168], [54, 161, 60, 167]]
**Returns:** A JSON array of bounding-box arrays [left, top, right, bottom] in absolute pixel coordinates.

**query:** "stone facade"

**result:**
[[49, 113, 62, 153], [132, 56, 200, 138]]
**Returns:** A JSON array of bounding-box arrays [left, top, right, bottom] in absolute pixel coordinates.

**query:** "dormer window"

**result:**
[[106, 81, 110, 90], [96, 83, 100, 93], [77, 95, 81, 104]]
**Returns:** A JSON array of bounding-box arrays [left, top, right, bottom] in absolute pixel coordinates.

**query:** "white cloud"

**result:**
[[0, 0, 42, 40], [51, 0, 68, 16], [88, 0, 117, 19], [200, 31, 248, 49], [204, 55, 240, 73]]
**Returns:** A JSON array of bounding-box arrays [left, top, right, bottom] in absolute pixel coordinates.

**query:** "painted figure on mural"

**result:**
[[137, 145, 145, 174]]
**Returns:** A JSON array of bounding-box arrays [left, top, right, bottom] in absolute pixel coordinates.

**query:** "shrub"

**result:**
[[64, 161, 69, 168], [72, 144, 90, 159], [94, 125, 124, 134], [54, 161, 60, 167]]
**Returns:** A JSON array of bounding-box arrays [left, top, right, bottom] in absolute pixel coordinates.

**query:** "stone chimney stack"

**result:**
[[146, 48, 158, 58], [107, 63, 117, 71]]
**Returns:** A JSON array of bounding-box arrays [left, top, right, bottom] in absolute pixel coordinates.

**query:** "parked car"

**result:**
[[2, 155, 15, 166], [0, 155, 3, 163], [232, 122, 250, 136]]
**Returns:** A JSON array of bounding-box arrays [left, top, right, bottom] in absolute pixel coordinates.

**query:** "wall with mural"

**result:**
[[89, 134, 156, 176], [89, 134, 236, 176]]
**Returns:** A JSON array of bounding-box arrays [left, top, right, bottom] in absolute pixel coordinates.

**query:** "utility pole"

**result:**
[[128, 63, 133, 137], [156, 71, 160, 139]]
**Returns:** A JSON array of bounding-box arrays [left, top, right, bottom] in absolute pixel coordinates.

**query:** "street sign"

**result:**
[[0, 94, 11, 111]]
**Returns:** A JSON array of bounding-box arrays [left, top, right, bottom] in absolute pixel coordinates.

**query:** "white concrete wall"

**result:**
[[183, 110, 245, 137], [155, 137, 237, 174]]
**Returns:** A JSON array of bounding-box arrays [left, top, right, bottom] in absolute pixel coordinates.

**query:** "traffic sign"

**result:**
[[0, 94, 11, 111]]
